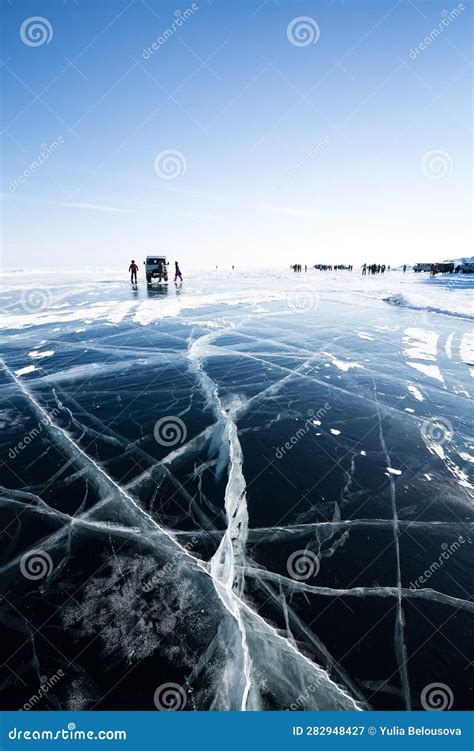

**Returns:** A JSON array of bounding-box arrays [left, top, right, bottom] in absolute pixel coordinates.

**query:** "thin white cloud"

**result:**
[[60, 202, 136, 213], [263, 205, 316, 218], [182, 211, 218, 220], [160, 185, 223, 200]]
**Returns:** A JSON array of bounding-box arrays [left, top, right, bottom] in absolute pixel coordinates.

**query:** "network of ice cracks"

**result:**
[[1, 269, 473, 711]]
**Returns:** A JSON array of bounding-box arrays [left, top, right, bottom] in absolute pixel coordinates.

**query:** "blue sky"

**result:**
[[1, 0, 472, 268]]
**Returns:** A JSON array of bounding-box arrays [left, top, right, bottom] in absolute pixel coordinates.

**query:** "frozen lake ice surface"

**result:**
[[0, 267, 473, 711]]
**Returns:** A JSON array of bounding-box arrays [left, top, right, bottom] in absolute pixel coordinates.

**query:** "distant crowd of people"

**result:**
[[314, 264, 353, 271], [361, 263, 390, 275], [292, 264, 356, 272]]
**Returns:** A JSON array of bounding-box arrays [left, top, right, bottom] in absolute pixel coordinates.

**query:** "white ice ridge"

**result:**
[[1, 359, 361, 711], [188, 331, 251, 710], [2, 496, 471, 618], [244, 519, 473, 541], [242, 567, 474, 612], [372, 380, 411, 711]]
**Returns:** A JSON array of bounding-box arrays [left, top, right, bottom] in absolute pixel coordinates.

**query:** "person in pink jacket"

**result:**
[[174, 261, 183, 282]]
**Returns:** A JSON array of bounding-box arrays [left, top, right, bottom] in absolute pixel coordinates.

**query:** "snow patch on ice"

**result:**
[[445, 333, 454, 360], [323, 352, 363, 372], [133, 290, 285, 326], [28, 350, 55, 359], [407, 383, 424, 401], [403, 328, 438, 362], [407, 362, 444, 384], [460, 332, 474, 365], [14, 365, 36, 376]]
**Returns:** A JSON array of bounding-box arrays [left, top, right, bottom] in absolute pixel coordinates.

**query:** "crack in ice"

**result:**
[[2, 358, 361, 711]]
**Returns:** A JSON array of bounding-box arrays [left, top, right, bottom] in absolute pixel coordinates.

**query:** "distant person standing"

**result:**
[[174, 261, 183, 282], [129, 259, 138, 284], [403, 264, 406, 273]]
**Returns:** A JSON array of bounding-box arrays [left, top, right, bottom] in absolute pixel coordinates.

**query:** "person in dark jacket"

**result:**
[[129, 260, 138, 284], [174, 261, 183, 282]]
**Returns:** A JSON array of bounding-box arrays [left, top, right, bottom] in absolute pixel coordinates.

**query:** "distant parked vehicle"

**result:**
[[413, 262, 453, 273], [459, 262, 474, 274], [413, 263, 432, 272], [144, 255, 169, 284]]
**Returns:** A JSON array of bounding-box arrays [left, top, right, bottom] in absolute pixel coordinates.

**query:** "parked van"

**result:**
[[413, 263, 432, 272], [144, 256, 169, 284]]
